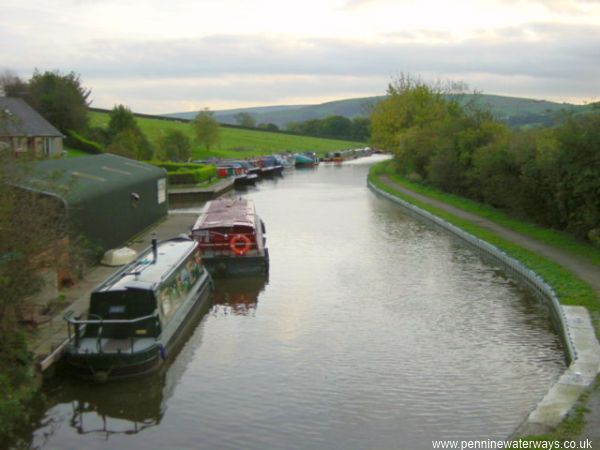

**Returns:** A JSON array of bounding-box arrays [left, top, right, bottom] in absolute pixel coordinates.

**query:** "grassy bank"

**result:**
[[89, 111, 366, 159], [368, 161, 599, 331]]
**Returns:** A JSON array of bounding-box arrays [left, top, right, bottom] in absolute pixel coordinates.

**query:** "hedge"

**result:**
[[64, 130, 103, 154], [147, 161, 216, 185]]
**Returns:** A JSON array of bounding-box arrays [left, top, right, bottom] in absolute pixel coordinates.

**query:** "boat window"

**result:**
[[87, 289, 158, 339], [159, 252, 204, 322]]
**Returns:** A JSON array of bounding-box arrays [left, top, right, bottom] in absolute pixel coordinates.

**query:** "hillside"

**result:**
[[88, 110, 366, 159], [166, 96, 384, 127], [166, 94, 594, 129]]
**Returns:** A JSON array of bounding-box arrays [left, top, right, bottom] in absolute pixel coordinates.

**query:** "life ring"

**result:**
[[229, 234, 252, 256]]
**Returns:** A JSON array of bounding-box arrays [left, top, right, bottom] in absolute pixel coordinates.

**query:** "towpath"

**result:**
[[378, 173, 600, 441]]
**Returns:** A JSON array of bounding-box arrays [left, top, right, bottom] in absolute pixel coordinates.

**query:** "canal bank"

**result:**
[[369, 163, 600, 441], [168, 178, 234, 208]]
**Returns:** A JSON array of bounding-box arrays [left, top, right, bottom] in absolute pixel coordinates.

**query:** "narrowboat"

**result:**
[[217, 162, 258, 186], [229, 160, 261, 183], [295, 151, 319, 167], [257, 155, 283, 176], [64, 237, 213, 382], [191, 197, 269, 276]]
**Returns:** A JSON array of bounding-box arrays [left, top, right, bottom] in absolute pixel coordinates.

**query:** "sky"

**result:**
[[1, 0, 599, 114]]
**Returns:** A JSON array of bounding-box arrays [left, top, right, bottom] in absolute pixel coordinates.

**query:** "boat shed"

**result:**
[[15, 153, 168, 252]]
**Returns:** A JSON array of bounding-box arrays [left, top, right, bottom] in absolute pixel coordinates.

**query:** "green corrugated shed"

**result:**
[[17, 154, 168, 252]]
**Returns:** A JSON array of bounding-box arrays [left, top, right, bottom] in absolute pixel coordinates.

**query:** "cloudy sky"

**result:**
[[1, 0, 599, 113]]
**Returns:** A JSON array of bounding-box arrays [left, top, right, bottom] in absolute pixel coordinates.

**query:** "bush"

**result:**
[[64, 130, 103, 154], [0, 331, 42, 440]]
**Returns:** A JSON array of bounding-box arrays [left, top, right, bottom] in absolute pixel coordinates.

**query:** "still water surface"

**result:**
[[30, 156, 565, 449]]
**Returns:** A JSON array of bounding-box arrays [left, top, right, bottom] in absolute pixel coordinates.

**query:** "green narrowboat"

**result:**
[[64, 237, 213, 382]]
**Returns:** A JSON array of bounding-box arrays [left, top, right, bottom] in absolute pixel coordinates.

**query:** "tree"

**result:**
[[0, 154, 72, 437], [321, 115, 353, 139], [159, 129, 192, 161], [258, 123, 279, 131], [26, 70, 91, 133], [106, 128, 153, 160], [192, 108, 220, 150], [351, 117, 370, 141], [234, 112, 256, 128], [107, 105, 138, 139], [105, 105, 154, 160], [0, 70, 27, 97], [553, 113, 600, 239]]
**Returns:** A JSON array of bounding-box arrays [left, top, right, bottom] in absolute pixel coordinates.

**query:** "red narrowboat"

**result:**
[[191, 197, 269, 276]]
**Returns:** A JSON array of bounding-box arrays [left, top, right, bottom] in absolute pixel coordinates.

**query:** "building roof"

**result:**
[[0, 97, 63, 138], [15, 153, 167, 205]]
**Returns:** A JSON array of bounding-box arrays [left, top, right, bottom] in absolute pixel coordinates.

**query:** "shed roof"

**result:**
[[0, 97, 63, 138], [16, 153, 167, 205]]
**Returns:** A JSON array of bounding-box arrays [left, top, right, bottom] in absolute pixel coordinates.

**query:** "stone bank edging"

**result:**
[[368, 180, 600, 434]]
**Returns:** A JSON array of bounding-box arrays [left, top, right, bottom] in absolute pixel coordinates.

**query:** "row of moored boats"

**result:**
[[197, 152, 319, 186], [200, 147, 376, 186]]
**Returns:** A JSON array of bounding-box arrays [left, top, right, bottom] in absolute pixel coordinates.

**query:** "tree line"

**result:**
[[370, 76, 600, 245], [285, 115, 370, 141], [231, 110, 370, 141]]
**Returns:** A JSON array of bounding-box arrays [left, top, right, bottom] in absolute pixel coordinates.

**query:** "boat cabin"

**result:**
[[191, 197, 269, 276]]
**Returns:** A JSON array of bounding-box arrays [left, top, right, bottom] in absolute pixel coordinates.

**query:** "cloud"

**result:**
[[2, 6, 598, 112], [63, 22, 600, 82]]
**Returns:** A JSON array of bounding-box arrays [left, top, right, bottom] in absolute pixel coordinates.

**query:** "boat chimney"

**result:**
[[152, 235, 158, 264]]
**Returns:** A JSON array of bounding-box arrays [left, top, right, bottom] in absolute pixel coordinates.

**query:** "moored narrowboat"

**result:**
[[64, 237, 213, 382], [295, 151, 319, 167], [256, 155, 283, 176], [191, 197, 269, 276]]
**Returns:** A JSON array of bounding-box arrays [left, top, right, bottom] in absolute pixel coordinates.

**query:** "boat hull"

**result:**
[[203, 251, 269, 277]]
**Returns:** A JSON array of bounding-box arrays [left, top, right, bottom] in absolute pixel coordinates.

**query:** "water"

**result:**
[[25, 156, 565, 450]]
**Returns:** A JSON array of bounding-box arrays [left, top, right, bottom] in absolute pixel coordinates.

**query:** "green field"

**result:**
[[89, 110, 366, 159]]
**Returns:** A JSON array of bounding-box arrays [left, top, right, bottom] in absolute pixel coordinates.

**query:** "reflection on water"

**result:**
[[211, 276, 269, 316], [29, 298, 212, 448], [52, 375, 165, 438], [25, 155, 565, 450]]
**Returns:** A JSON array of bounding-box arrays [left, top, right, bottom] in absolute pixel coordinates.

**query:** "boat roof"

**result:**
[[192, 197, 257, 230], [96, 237, 198, 293]]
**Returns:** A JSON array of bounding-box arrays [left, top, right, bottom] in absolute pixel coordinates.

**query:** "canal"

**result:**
[[27, 156, 565, 449]]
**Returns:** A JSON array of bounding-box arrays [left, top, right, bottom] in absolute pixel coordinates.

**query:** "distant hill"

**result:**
[[166, 94, 594, 129], [451, 94, 594, 127], [166, 96, 385, 128]]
